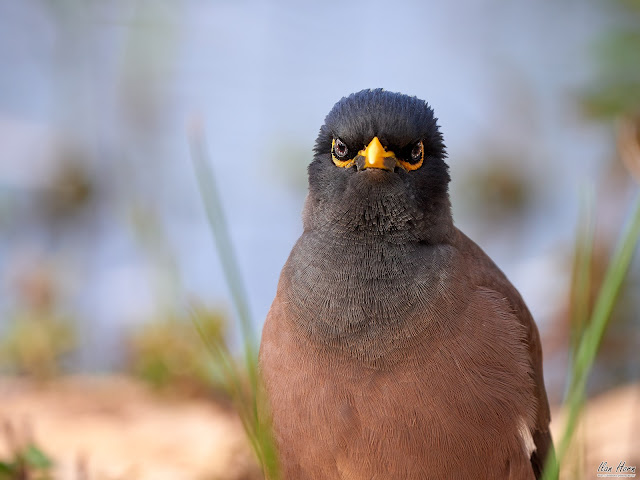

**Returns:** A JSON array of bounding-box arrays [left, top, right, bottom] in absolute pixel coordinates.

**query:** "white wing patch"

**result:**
[[518, 417, 536, 458]]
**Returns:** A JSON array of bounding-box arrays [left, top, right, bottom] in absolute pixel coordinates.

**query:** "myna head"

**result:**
[[306, 89, 452, 241]]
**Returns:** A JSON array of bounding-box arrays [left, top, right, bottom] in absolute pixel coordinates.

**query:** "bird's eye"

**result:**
[[333, 138, 349, 159], [411, 141, 424, 162]]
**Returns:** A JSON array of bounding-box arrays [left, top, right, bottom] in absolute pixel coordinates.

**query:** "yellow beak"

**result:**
[[358, 137, 396, 171]]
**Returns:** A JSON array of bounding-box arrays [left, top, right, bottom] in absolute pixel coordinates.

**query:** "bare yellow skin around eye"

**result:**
[[331, 139, 356, 168], [331, 138, 424, 171], [396, 142, 424, 171]]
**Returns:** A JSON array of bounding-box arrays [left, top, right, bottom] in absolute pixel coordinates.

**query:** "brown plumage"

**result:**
[[259, 89, 554, 479]]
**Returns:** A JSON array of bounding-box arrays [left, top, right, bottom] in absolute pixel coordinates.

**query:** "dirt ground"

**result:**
[[0, 376, 259, 480], [550, 382, 640, 479], [0, 376, 638, 479]]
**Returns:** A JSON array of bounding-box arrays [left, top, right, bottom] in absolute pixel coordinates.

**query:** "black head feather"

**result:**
[[314, 88, 446, 160], [305, 89, 453, 244]]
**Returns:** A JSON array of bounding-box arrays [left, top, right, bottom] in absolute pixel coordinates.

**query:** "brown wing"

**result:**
[[454, 229, 555, 479]]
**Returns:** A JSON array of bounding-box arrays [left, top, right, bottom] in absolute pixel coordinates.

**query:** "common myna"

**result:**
[[259, 89, 554, 479]]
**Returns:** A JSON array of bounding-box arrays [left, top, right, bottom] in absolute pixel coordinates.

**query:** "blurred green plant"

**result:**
[[0, 313, 75, 381], [126, 305, 230, 397], [542, 193, 640, 480], [189, 121, 280, 479], [0, 269, 75, 381], [582, 0, 640, 120], [0, 422, 54, 480], [543, 2, 640, 476], [0, 445, 53, 480]]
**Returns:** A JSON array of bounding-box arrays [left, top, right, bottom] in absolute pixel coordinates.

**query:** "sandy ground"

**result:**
[[550, 382, 640, 479], [0, 376, 260, 480], [0, 375, 638, 479]]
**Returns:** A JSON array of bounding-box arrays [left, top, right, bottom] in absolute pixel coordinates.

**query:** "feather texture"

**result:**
[[259, 90, 553, 479]]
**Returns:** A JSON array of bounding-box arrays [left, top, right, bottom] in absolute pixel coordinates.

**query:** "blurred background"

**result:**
[[0, 1, 638, 479]]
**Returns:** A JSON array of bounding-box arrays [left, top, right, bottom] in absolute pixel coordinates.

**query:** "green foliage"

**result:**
[[0, 423, 54, 480], [582, 1, 640, 119], [0, 266, 76, 380], [542, 193, 640, 480], [545, 4, 640, 474], [0, 312, 75, 381], [190, 127, 280, 479], [127, 305, 230, 396]]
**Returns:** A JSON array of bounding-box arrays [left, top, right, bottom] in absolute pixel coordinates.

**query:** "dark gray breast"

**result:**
[[280, 228, 472, 364]]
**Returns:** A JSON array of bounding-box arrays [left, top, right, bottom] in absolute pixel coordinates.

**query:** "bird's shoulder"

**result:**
[[449, 228, 533, 325], [450, 228, 554, 478]]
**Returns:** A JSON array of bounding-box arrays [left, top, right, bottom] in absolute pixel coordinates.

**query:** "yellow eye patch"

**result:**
[[331, 138, 356, 168], [331, 138, 424, 171], [397, 142, 424, 171]]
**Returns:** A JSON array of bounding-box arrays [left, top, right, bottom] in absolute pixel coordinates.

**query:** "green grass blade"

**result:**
[[188, 123, 280, 478], [23, 444, 53, 470], [568, 188, 594, 358], [543, 192, 640, 479], [572, 194, 640, 393], [188, 124, 258, 392]]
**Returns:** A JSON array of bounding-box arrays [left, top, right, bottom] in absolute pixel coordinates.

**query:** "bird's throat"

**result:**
[[304, 174, 454, 245], [281, 230, 457, 363]]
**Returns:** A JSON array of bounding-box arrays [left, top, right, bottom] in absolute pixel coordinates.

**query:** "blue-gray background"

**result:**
[[1, 0, 638, 400]]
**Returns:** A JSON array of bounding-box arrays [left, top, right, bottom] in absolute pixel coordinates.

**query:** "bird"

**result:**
[[259, 89, 555, 479]]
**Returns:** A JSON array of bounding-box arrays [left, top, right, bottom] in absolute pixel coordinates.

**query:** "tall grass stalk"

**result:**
[[189, 127, 258, 389], [563, 188, 594, 479], [542, 192, 640, 480], [189, 122, 279, 478], [568, 189, 594, 363]]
